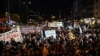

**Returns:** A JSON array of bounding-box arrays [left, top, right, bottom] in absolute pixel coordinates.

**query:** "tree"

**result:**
[[38, 16, 44, 21], [10, 13, 20, 22]]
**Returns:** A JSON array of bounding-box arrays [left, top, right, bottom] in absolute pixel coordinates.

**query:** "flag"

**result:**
[[78, 25, 82, 35], [42, 45, 48, 56], [68, 31, 75, 40]]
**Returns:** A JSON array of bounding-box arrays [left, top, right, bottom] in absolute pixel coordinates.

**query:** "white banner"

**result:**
[[0, 26, 23, 42], [48, 22, 63, 27], [84, 18, 90, 24], [45, 30, 56, 39]]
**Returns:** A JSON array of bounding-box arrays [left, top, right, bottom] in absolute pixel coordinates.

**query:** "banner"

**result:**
[[45, 30, 56, 39], [84, 18, 90, 24], [48, 22, 63, 27], [20, 26, 35, 34], [0, 26, 23, 42], [20, 25, 41, 34]]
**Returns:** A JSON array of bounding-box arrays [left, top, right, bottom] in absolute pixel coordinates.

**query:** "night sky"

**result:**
[[0, 0, 74, 18]]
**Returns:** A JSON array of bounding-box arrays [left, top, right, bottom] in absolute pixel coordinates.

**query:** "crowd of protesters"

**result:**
[[0, 19, 100, 56]]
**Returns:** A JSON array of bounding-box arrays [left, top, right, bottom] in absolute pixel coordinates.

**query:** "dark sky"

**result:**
[[0, 0, 74, 18]]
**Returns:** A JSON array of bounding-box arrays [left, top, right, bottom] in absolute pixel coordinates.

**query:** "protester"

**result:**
[[0, 18, 100, 56]]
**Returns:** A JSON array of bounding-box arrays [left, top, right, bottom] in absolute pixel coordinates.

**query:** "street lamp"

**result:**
[[23, 1, 31, 5], [22, 1, 31, 22]]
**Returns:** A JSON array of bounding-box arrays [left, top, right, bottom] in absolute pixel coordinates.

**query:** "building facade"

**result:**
[[72, 0, 94, 18], [94, 0, 100, 18]]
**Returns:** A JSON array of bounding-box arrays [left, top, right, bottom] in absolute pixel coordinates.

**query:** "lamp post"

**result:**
[[23, 1, 31, 22]]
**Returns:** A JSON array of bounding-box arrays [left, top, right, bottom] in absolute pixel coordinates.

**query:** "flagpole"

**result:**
[[59, 9, 61, 21]]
